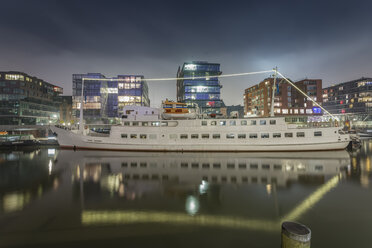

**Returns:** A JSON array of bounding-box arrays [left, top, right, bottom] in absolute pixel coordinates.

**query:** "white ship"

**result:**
[[51, 105, 351, 152]]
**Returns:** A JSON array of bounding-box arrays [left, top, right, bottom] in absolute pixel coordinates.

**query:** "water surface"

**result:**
[[0, 142, 371, 247]]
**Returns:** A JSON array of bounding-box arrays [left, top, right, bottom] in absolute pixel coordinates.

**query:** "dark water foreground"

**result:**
[[0, 142, 371, 248]]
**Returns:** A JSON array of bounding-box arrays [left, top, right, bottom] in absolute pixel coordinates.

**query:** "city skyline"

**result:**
[[0, 0, 371, 107]]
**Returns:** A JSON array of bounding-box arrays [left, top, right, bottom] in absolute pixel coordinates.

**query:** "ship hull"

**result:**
[[51, 126, 350, 152]]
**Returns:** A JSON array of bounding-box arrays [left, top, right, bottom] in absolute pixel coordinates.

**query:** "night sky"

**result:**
[[0, 0, 371, 106]]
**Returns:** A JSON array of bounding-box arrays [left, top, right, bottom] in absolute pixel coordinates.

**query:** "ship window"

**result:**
[[297, 132, 305, 137], [131, 162, 137, 167], [261, 133, 269, 138], [219, 120, 226, 126], [191, 134, 199, 139], [230, 120, 236, 126], [249, 133, 258, 138], [121, 134, 128, 138], [124, 122, 130, 126], [212, 134, 220, 139], [140, 163, 147, 167], [213, 163, 221, 168], [260, 120, 266, 125], [238, 134, 246, 139], [227, 163, 235, 169], [201, 121, 207, 126], [191, 163, 199, 168], [262, 164, 270, 170], [202, 134, 210, 139], [181, 163, 188, 168], [180, 134, 188, 139], [121, 162, 128, 167], [226, 133, 235, 139], [140, 134, 147, 139], [132, 121, 139, 126], [161, 122, 168, 126], [142, 122, 148, 126], [242, 176, 248, 182], [314, 131, 322, 137], [251, 120, 256, 125], [250, 164, 258, 169], [169, 134, 177, 139], [151, 121, 160, 127], [211, 121, 217, 126], [241, 120, 247, 125], [273, 133, 281, 138], [285, 133, 293, 138], [149, 134, 157, 139], [315, 165, 323, 171], [270, 120, 276, 125], [239, 163, 247, 169], [274, 164, 282, 170], [130, 134, 137, 139], [202, 163, 210, 169]]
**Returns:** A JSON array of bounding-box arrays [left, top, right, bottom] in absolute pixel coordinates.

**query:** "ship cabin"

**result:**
[[162, 100, 189, 114]]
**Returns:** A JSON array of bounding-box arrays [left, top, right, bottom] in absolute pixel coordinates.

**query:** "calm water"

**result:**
[[0, 142, 371, 248]]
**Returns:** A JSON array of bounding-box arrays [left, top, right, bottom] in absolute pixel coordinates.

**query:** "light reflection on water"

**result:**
[[0, 141, 372, 247]]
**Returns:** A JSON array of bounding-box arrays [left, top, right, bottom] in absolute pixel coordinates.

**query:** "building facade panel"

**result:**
[[72, 73, 150, 123], [0, 71, 62, 125], [177, 61, 225, 114]]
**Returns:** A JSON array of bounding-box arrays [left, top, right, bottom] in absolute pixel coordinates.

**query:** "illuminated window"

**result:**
[[5, 74, 24, 81], [151, 122, 160, 126]]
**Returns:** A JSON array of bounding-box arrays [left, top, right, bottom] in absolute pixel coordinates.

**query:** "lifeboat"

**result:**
[[161, 100, 196, 119]]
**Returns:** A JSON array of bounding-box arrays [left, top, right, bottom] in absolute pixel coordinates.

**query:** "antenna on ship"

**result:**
[[270, 67, 278, 117], [79, 78, 85, 133]]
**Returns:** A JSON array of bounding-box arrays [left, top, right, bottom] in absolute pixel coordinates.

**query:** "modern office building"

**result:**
[[72, 73, 150, 123], [0, 71, 63, 125], [177, 61, 225, 115], [322, 77, 372, 118], [244, 77, 322, 117]]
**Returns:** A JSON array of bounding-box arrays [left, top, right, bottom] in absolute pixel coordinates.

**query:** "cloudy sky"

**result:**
[[0, 0, 371, 106]]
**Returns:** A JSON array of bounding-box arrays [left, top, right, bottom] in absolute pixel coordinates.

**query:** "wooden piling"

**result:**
[[281, 221, 311, 248]]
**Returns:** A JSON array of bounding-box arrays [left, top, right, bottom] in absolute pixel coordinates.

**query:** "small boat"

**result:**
[[161, 100, 196, 120], [0, 134, 40, 149]]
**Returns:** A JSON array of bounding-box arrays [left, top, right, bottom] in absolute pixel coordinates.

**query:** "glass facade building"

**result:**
[[72, 73, 150, 123], [0, 71, 63, 125], [323, 77, 372, 117], [177, 61, 225, 114]]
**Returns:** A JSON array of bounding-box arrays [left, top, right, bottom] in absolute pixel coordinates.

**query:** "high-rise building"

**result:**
[[322, 77, 372, 118], [72, 73, 150, 123], [0, 71, 63, 125], [244, 77, 322, 117], [177, 61, 225, 114]]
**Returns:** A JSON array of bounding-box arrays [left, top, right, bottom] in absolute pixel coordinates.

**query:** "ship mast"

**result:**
[[79, 77, 84, 133], [270, 67, 277, 117]]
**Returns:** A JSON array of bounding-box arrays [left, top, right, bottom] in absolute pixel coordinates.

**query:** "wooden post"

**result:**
[[281, 221, 311, 248]]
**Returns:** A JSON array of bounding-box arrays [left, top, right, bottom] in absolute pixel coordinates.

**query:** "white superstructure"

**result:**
[[51, 106, 350, 152]]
